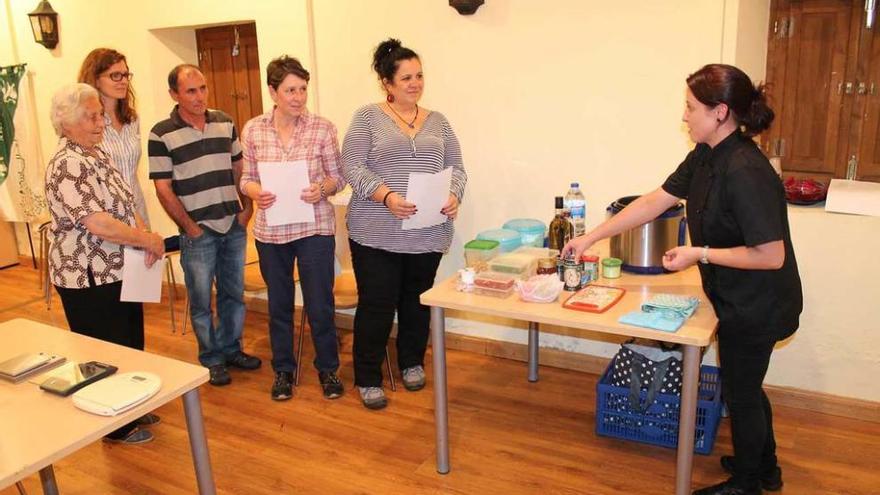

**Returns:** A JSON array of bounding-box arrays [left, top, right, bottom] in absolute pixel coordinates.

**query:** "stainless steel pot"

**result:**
[[607, 196, 687, 274]]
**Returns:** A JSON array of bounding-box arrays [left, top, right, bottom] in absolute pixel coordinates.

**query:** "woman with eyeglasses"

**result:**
[[78, 48, 150, 227]]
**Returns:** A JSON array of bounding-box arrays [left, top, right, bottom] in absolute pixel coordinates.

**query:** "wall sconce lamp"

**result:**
[[28, 1, 59, 50], [449, 0, 484, 15]]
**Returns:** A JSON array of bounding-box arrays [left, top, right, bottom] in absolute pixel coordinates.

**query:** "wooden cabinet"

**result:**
[[765, 0, 880, 182], [195, 23, 263, 134]]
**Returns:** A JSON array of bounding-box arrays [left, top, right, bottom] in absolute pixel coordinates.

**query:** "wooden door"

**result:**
[[853, 23, 880, 181], [769, 0, 855, 179], [196, 23, 263, 133]]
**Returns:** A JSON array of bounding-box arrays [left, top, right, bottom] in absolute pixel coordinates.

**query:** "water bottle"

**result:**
[[564, 182, 586, 237]]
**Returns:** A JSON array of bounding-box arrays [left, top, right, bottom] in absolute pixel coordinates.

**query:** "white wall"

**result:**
[[2, 0, 877, 402]]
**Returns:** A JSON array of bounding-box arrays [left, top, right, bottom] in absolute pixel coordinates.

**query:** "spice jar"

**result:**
[[537, 257, 557, 275], [580, 254, 599, 286], [562, 256, 583, 291], [602, 257, 623, 279]]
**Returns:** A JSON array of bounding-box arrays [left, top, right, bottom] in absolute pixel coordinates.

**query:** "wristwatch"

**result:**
[[699, 245, 710, 265]]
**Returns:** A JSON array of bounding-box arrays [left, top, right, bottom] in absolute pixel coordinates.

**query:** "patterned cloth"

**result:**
[[239, 108, 344, 243], [45, 138, 137, 289], [101, 114, 150, 226]]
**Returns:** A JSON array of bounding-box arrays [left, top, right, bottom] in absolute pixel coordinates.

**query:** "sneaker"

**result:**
[[358, 386, 388, 410], [721, 456, 783, 491], [103, 428, 154, 445], [226, 351, 262, 370], [318, 371, 344, 400], [692, 478, 762, 495], [271, 372, 294, 401], [208, 365, 231, 386], [401, 365, 426, 391], [136, 413, 161, 427]]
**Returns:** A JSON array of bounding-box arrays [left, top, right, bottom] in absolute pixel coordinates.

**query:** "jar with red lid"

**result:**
[[581, 254, 599, 286]]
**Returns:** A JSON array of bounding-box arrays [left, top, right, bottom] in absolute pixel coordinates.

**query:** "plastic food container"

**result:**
[[473, 285, 514, 298], [488, 253, 537, 279], [513, 246, 559, 260], [602, 257, 623, 279], [474, 271, 517, 291], [463, 239, 499, 271], [502, 218, 546, 248], [476, 229, 522, 253]]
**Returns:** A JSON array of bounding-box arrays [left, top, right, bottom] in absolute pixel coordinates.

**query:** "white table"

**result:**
[[421, 266, 718, 495], [0, 319, 214, 494]]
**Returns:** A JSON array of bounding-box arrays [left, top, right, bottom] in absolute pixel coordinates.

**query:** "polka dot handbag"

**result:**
[[609, 339, 684, 413]]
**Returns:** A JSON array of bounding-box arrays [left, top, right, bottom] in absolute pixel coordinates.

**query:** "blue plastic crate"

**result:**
[[595, 361, 722, 455]]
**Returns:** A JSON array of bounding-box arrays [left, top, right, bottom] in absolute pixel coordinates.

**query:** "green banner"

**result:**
[[0, 64, 26, 186]]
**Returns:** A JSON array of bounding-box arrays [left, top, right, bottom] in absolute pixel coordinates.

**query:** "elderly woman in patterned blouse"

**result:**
[[45, 83, 164, 444]]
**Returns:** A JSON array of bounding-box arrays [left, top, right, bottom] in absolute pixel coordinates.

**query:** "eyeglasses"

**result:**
[[103, 71, 133, 82]]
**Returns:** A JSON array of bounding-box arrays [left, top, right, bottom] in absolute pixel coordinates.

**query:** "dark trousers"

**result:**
[[56, 277, 144, 439], [717, 330, 778, 488], [349, 240, 442, 387], [256, 235, 339, 374]]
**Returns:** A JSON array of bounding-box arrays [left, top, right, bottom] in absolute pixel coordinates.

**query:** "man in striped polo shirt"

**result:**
[[149, 64, 260, 386]]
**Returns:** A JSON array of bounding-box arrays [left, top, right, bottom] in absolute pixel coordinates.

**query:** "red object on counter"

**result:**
[[783, 177, 828, 204]]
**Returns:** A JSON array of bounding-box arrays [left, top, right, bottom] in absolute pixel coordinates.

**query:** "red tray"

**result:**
[[562, 285, 626, 313]]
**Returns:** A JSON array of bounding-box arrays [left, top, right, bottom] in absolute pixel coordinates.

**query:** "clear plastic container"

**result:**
[[488, 253, 537, 279], [502, 218, 546, 248], [473, 285, 514, 298], [514, 246, 559, 261], [463, 239, 499, 271], [474, 271, 517, 290], [476, 229, 522, 253]]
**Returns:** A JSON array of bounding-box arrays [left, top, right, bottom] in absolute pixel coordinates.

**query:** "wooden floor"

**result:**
[[2, 259, 879, 495]]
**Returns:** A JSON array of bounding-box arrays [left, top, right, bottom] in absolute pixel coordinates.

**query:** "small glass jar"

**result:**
[[537, 257, 557, 275], [602, 257, 623, 279]]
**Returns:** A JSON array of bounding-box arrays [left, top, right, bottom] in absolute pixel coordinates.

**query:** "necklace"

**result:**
[[387, 103, 419, 129]]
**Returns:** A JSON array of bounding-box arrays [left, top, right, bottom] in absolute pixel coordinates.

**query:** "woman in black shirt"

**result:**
[[564, 64, 802, 495]]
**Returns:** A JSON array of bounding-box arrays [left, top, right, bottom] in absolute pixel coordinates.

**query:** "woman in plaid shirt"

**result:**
[[240, 56, 346, 402]]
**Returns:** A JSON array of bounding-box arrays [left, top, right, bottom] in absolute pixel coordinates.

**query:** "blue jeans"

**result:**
[[181, 222, 247, 367], [256, 235, 339, 374]]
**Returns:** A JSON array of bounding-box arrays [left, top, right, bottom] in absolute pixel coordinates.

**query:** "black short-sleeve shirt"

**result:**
[[662, 131, 802, 341]]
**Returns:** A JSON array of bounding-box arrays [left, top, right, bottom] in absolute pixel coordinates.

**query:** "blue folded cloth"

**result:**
[[641, 294, 700, 318], [619, 310, 686, 332], [618, 294, 700, 332]]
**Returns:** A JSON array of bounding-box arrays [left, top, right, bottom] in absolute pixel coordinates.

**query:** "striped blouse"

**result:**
[[341, 104, 467, 254], [102, 115, 150, 227]]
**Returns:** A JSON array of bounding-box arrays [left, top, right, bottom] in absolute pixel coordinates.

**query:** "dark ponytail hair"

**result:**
[[372, 38, 419, 82], [686, 64, 774, 137]]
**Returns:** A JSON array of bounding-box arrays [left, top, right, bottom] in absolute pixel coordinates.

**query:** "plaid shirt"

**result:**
[[240, 108, 344, 244]]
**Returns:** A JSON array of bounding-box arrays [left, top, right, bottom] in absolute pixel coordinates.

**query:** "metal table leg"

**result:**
[[39, 465, 58, 495], [431, 306, 450, 474], [675, 344, 701, 495], [182, 388, 217, 495], [528, 322, 539, 382]]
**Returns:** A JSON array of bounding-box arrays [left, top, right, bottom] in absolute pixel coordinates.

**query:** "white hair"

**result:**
[[50, 83, 100, 136]]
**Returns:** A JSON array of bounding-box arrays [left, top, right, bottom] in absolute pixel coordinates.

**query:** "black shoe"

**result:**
[[720, 456, 783, 491], [318, 371, 344, 400], [693, 478, 762, 495], [226, 351, 262, 370], [136, 413, 161, 427], [208, 365, 231, 386], [271, 372, 294, 401]]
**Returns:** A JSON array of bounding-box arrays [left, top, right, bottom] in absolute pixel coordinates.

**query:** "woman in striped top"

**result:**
[[79, 48, 150, 226], [342, 38, 467, 410]]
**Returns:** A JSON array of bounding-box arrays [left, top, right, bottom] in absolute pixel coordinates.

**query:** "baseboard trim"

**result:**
[[253, 288, 880, 423]]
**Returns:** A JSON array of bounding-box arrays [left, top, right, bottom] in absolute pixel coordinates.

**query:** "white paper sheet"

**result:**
[[120, 249, 164, 303], [825, 179, 880, 217], [401, 167, 453, 230], [257, 161, 316, 226]]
